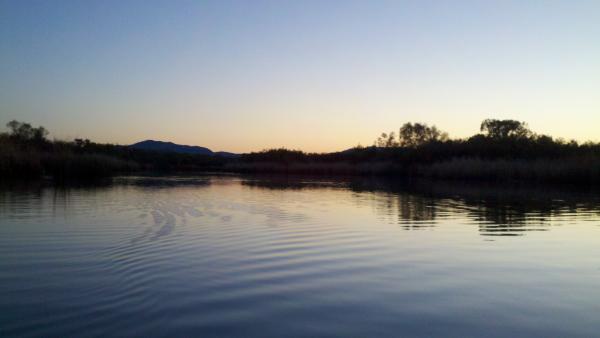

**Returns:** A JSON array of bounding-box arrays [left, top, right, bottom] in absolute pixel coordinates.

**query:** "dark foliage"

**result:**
[[0, 121, 224, 181], [2, 119, 599, 184], [228, 119, 600, 183]]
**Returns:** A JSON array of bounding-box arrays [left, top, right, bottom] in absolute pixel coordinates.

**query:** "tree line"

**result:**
[[1, 118, 599, 183], [375, 119, 560, 148]]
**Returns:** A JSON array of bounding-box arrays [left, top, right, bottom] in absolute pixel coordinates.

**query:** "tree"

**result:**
[[480, 119, 531, 139], [375, 132, 399, 148], [398, 122, 448, 147], [74, 138, 91, 148], [6, 120, 48, 143]]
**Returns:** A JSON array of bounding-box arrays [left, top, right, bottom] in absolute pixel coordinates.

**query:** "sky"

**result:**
[[1, 0, 599, 153]]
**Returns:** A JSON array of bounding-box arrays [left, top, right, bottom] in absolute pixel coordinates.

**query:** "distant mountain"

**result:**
[[214, 151, 239, 158], [130, 140, 238, 157]]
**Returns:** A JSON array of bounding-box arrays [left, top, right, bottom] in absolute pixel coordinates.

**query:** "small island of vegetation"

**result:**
[[1, 119, 599, 184]]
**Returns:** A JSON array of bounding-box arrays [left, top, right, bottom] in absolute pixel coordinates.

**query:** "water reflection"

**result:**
[[241, 176, 600, 236], [2, 175, 600, 338], [113, 175, 212, 188], [1, 175, 599, 238]]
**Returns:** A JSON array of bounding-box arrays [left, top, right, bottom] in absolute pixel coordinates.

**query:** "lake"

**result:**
[[1, 175, 599, 337]]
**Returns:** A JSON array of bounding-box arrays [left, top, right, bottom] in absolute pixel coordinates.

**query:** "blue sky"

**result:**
[[1, 0, 598, 152]]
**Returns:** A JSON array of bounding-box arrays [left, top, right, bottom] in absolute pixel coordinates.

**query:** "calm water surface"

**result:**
[[1, 176, 600, 337]]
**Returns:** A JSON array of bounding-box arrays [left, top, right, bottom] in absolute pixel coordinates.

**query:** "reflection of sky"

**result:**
[[1, 1, 599, 152]]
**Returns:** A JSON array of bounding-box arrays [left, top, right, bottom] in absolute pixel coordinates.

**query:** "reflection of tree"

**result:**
[[348, 178, 600, 237], [459, 190, 598, 236], [0, 182, 45, 219], [368, 192, 437, 230], [0, 180, 117, 220], [471, 205, 548, 236]]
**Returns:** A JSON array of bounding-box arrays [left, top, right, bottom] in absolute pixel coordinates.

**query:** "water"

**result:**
[[1, 175, 599, 337]]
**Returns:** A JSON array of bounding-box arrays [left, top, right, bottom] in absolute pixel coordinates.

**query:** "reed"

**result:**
[[42, 152, 138, 180], [418, 158, 600, 183], [0, 139, 137, 181]]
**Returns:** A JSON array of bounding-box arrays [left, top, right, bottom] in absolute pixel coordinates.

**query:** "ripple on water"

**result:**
[[1, 177, 600, 338]]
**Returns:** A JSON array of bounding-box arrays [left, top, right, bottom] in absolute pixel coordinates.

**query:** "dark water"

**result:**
[[1, 176, 600, 337]]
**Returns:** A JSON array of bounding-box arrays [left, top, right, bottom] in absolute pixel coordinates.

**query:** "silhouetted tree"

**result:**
[[74, 138, 91, 148], [399, 122, 448, 147], [6, 120, 48, 143], [375, 132, 399, 148], [480, 119, 531, 139]]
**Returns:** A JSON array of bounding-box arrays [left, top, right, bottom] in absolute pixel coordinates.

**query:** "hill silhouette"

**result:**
[[130, 140, 237, 157]]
